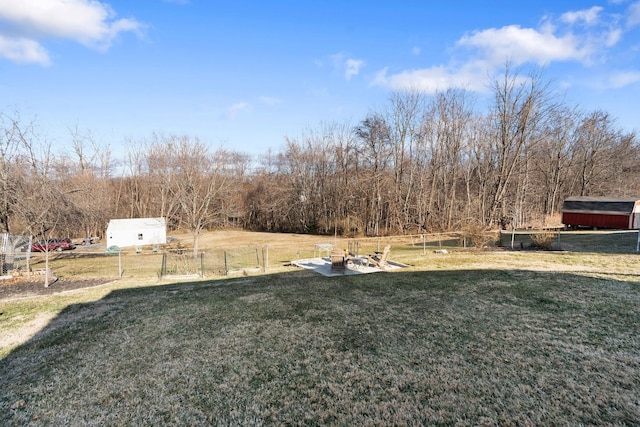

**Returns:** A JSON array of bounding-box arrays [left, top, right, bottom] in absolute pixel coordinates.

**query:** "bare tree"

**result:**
[[13, 132, 75, 287], [355, 114, 392, 235], [119, 141, 153, 218], [530, 106, 579, 216], [486, 63, 555, 227], [330, 122, 360, 235], [244, 150, 291, 232], [166, 136, 230, 257], [570, 110, 633, 197], [386, 91, 424, 231], [432, 89, 475, 229], [146, 134, 180, 222], [62, 127, 115, 238], [0, 111, 35, 234]]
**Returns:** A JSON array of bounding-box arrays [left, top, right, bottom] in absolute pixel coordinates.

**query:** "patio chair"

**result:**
[[365, 245, 391, 269], [330, 249, 346, 273]]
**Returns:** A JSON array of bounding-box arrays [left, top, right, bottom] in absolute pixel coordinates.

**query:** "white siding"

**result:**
[[106, 218, 167, 248]]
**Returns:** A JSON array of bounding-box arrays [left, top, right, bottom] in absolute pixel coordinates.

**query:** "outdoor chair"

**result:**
[[330, 249, 346, 273], [365, 245, 391, 269]]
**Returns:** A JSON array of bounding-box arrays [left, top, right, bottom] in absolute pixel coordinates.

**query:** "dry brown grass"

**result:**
[[173, 228, 333, 248], [49, 229, 473, 277], [1, 231, 640, 425]]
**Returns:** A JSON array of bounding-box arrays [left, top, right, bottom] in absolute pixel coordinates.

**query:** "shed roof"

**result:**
[[562, 197, 640, 214], [564, 196, 640, 203], [107, 217, 166, 227]]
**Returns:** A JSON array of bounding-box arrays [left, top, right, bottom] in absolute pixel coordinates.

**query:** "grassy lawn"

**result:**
[[1, 234, 639, 425]]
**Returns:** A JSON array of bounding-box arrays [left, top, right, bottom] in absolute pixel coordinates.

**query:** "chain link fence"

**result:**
[[3, 230, 635, 282], [1, 231, 499, 281], [498, 229, 640, 253], [1, 233, 31, 277]]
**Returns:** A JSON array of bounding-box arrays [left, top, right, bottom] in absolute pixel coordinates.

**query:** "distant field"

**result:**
[[1, 230, 639, 424], [23, 229, 477, 279]]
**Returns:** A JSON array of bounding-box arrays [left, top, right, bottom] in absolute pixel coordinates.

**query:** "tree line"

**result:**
[[1, 65, 638, 248]]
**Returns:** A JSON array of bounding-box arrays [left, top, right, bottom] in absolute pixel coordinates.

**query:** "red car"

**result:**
[[30, 238, 76, 252]]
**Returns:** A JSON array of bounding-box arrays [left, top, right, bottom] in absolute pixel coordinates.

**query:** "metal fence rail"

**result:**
[[3, 230, 636, 282], [498, 229, 640, 253], [1, 231, 501, 281]]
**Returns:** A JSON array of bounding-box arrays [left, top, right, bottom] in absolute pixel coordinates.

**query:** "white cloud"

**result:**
[[372, 5, 630, 94], [458, 25, 591, 65], [227, 102, 250, 118], [372, 62, 488, 93], [607, 70, 640, 88], [330, 53, 365, 80], [606, 28, 623, 46], [0, 0, 144, 64], [628, 1, 640, 26], [259, 96, 283, 106], [561, 6, 603, 25], [0, 35, 50, 65], [344, 58, 364, 80]]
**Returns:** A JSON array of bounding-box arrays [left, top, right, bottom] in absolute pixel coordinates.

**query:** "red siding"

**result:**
[[562, 212, 631, 229]]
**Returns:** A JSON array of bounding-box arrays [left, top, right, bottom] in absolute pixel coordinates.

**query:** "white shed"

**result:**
[[106, 218, 167, 248]]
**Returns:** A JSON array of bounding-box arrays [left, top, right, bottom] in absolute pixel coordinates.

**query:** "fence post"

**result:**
[[224, 251, 228, 275], [255, 247, 260, 268], [200, 251, 204, 277], [263, 245, 269, 273], [160, 253, 166, 278], [118, 249, 123, 277], [27, 235, 32, 278]]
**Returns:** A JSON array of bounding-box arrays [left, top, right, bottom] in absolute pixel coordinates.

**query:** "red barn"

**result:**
[[561, 197, 640, 230]]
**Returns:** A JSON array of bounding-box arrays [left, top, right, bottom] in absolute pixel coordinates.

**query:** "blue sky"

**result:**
[[0, 0, 639, 160]]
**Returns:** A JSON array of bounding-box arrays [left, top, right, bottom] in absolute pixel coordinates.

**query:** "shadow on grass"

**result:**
[[500, 229, 640, 254], [1, 268, 639, 425]]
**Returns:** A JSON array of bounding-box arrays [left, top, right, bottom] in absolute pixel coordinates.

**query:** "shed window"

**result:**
[[138, 233, 143, 240]]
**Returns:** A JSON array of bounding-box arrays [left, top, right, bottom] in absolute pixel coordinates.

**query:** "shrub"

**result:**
[[530, 230, 557, 250], [462, 223, 497, 248]]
